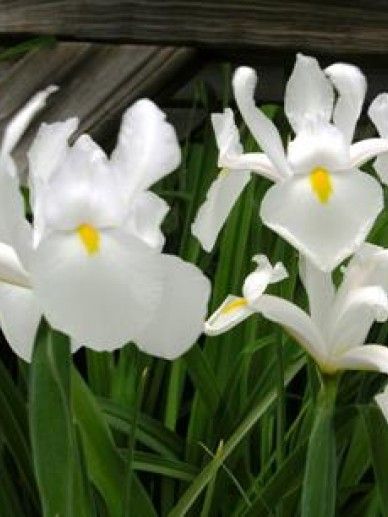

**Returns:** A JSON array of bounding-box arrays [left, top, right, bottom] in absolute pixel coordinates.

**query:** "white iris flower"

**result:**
[[206, 245, 388, 375], [193, 54, 388, 272], [0, 89, 210, 361]]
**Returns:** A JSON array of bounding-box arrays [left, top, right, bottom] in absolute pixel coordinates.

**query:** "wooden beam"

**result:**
[[0, 1, 388, 56], [0, 42, 197, 174]]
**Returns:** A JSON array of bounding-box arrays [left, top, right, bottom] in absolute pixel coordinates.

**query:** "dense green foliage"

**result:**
[[1, 56, 388, 516]]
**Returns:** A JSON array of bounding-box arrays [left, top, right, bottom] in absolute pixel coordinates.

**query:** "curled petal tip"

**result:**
[[233, 66, 257, 92], [46, 84, 59, 94], [296, 52, 310, 62]]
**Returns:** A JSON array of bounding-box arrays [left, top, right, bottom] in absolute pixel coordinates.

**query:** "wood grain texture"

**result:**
[[0, 42, 197, 174], [0, 1, 388, 55]]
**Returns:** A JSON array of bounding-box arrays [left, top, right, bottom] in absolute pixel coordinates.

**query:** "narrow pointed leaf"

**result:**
[[30, 321, 74, 517]]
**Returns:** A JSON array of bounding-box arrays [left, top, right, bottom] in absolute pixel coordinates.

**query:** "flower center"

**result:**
[[77, 224, 100, 255], [309, 167, 333, 204], [221, 297, 248, 314]]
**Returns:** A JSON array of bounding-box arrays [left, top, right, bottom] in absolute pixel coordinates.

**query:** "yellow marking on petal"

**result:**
[[221, 297, 248, 315], [218, 168, 230, 178], [309, 167, 333, 204], [77, 224, 100, 255]]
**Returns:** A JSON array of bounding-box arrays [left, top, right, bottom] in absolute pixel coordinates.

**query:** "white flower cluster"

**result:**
[[2, 53, 388, 420], [198, 55, 388, 395]]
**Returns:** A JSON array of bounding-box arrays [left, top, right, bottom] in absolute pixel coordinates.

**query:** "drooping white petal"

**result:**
[[334, 344, 388, 374], [0, 283, 41, 362], [325, 63, 366, 144], [191, 168, 251, 252], [0, 243, 30, 288], [230, 153, 282, 181], [232, 67, 291, 178], [298, 255, 335, 333], [31, 229, 164, 350], [375, 385, 388, 422], [348, 138, 388, 169], [242, 255, 287, 304], [0, 169, 32, 268], [285, 53, 334, 134], [110, 99, 181, 198], [369, 93, 388, 137], [329, 285, 388, 354], [287, 121, 349, 173], [260, 170, 383, 272], [204, 295, 253, 336], [135, 254, 210, 359], [125, 191, 169, 251], [252, 294, 327, 364], [1, 85, 58, 172]]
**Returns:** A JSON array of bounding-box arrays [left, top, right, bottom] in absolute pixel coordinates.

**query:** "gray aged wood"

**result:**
[[0, 1, 388, 56], [0, 42, 197, 174]]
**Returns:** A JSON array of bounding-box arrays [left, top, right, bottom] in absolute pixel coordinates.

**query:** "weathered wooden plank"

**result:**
[[0, 1, 388, 56], [0, 42, 197, 173]]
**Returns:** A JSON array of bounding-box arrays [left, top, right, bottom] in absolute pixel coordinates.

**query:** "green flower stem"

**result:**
[[301, 372, 339, 517], [123, 348, 147, 516], [275, 334, 285, 517]]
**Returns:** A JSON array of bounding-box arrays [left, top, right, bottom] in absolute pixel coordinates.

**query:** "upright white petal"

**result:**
[[31, 229, 164, 350], [212, 108, 281, 180], [110, 99, 181, 198], [41, 135, 125, 234], [0, 88, 57, 267], [212, 108, 243, 158], [233, 67, 291, 178], [135, 254, 210, 359], [205, 295, 253, 336], [287, 121, 349, 173], [285, 54, 334, 134], [242, 255, 287, 304], [260, 170, 383, 272], [125, 191, 169, 251], [329, 285, 388, 354], [28, 118, 79, 245], [191, 168, 251, 252], [1, 85, 58, 170], [28, 118, 79, 187], [338, 243, 388, 295], [368, 93, 388, 183], [0, 283, 41, 362], [252, 294, 327, 364], [325, 63, 366, 144], [369, 93, 388, 137], [334, 344, 388, 374]]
